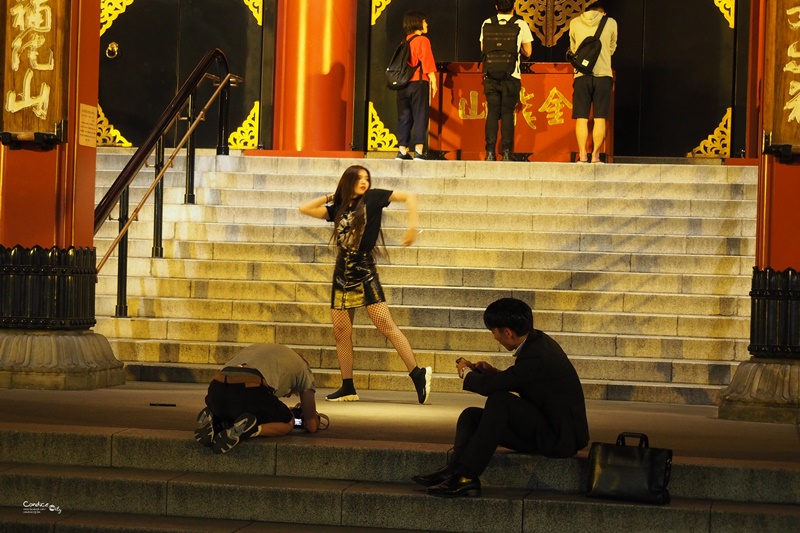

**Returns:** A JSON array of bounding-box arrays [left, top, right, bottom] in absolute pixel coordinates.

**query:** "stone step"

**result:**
[[118, 361, 728, 405], [2, 424, 798, 503], [1, 425, 798, 532], [0, 463, 715, 533], [95, 175, 758, 202], [95, 151, 757, 184], [94, 288, 749, 320], [95, 315, 749, 354], [95, 265, 752, 296], [94, 213, 757, 240], [94, 197, 755, 237], [96, 188, 756, 219], [95, 228, 757, 256], [117, 349, 737, 386], [93, 247, 752, 276], [109, 334, 746, 370], [0, 507, 399, 533]]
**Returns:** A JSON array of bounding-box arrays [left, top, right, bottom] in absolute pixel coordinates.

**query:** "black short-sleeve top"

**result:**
[[326, 188, 392, 253]]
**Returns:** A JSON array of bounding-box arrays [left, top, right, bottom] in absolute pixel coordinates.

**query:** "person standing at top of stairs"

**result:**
[[299, 165, 431, 404]]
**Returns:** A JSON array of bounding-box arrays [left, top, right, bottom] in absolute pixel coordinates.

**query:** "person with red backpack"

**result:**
[[394, 11, 438, 161], [480, 0, 533, 162]]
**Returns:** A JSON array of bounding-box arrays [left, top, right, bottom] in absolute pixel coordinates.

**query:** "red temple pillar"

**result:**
[[272, 0, 357, 153], [719, 0, 800, 423], [0, 0, 124, 389]]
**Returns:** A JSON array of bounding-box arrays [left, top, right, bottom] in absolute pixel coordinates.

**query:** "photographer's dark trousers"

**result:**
[[396, 80, 430, 148], [449, 391, 544, 477], [205, 379, 292, 431], [483, 76, 521, 152]]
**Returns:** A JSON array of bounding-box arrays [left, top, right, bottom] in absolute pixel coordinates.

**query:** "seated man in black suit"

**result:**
[[413, 297, 590, 497]]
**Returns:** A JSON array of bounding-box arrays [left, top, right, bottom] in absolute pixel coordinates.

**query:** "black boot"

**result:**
[[409, 366, 431, 404], [325, 379, 359, 402]]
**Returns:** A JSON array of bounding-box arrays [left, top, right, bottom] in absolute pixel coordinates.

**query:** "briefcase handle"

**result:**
[[616, 432, 649, 448]]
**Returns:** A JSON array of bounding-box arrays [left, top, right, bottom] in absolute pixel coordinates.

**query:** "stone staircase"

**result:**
[[1, 415, 799, 532], [93, 149, 757, 405]]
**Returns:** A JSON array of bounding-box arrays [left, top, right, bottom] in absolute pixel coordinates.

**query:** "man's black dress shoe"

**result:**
[[502, 149, 514, 161], [412, 465, 454, 487], [426, 473, 481, 497], [485, 151, 496, 161]]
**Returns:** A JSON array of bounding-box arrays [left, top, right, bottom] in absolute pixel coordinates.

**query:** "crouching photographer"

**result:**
[[194, 343, 327, 454]]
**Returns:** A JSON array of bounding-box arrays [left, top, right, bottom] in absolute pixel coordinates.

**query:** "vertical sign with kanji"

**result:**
[[2, 0, 69, 136], [764, 0, 800, 149]]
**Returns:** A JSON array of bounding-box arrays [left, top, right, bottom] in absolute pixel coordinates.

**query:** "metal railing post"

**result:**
[[114, 187, 130, 317], [152, 137, 165, 258], [217, 82, 231, 156], [185, 91, 197, 204]]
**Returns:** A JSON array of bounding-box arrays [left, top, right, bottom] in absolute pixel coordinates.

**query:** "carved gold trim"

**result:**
[[96, 104, 132, 147], [101, 0, 135, 37], [229, 101, 260, 149], [714, 0, 735, 29], [368, 102, 397, 150], [688, 107, 730, 158], [372, 0, 392, 25], [516, 0, 587, 48], [243, 0, 263, 26]]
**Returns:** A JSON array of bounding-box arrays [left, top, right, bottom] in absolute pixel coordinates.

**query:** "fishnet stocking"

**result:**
[[331, 309, 356, 378], [366, 302, 417, 372]]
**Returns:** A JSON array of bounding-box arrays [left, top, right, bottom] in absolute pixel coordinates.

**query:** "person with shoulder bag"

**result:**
[[568, 1, 618, 164]]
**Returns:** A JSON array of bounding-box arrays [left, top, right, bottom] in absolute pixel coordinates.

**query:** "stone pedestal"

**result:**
[[718, 358, 800, 424], [0, 329, 125, 390], [719, 267, 800, 424], [0, 245, 125, 389]]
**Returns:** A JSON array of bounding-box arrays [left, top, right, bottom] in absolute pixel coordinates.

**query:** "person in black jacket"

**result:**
[[413, 297, 589, 497]]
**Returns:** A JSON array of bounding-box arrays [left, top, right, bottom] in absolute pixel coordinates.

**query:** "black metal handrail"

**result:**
[[93, 48, 236, 234]]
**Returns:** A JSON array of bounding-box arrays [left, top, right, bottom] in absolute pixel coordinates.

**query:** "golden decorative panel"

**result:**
[[100, 0, 135, 37], [714, 0, 735, 29], [96, 104, 132, 146], [368, 101, 397, 150], [516, 0, 587, 48], [688, 107, 730, 158], [372, 0, 391, 25], [228, 100, 259, 149], [243, 0, 262, 26]]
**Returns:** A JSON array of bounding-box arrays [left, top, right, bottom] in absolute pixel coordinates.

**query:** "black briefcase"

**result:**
[[586, 432, 672, 504]]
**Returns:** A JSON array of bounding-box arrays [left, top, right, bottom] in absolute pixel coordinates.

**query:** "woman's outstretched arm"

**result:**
[[389, 190, 418, 246]]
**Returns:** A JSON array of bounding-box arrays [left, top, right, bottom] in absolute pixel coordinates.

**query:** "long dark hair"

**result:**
[[330, 165, 370, 243], [329, 165, 389, 256]]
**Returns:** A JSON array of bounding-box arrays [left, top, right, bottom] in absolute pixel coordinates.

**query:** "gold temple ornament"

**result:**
[[372, 0, 392, 25], [688, 107, 730, 158], [368, 101, 397, 150], [228, 100, 259, 149], [243, 0, 262, 26], [101, 0, 135, 36], [96, 104, 132, 147]]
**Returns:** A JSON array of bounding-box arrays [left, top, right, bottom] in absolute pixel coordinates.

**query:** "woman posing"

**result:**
[[299, 165, 431, 404]]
